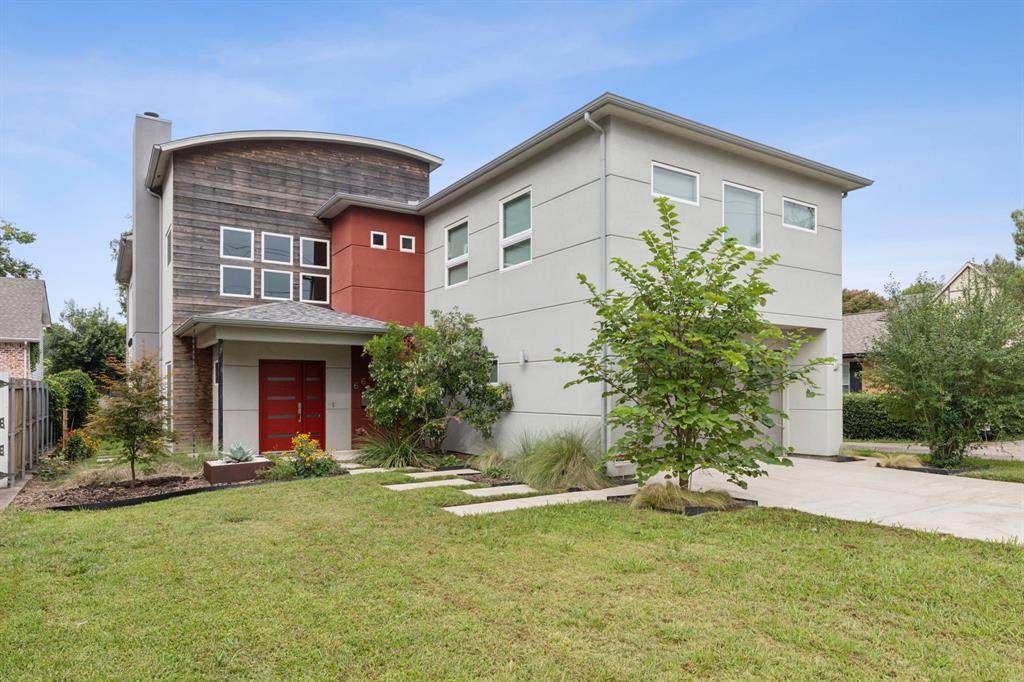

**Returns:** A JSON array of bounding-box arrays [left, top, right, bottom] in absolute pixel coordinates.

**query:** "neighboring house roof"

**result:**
[[145, 131, 443, 190], [315, 192, 421, 220], [0, 278, 51, 342], [843, 310, 886, 357], [419, 92, 874, 213], [936, 261, 988, 300], [174, 301, 390, 337]]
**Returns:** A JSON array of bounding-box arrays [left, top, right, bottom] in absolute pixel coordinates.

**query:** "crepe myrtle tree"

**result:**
[[556, 197, 829, 488], [362, 309, 513, 452]]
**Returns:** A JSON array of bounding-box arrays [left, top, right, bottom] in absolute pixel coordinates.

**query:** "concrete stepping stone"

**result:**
[[462, 484, 536, 498], [331, 450, 361, 462], [335, 462, 366, 470], [385, 478, 475, 492], [406, 468, 479, 480], [347, 467, 391, 475], [444, 484, 638, 516]]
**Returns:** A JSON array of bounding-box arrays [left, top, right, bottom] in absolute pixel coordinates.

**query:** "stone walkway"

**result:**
[[385, 478, 475, 491], [444, 484, 638, 517], [843, 440, 1024, 461], [0, 474, 32, 512]]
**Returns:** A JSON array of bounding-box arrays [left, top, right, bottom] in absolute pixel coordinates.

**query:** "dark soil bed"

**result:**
[[13, 475, 216, 511], [876, 463, 989, 476], [463, 473, 523, 486], [790, 453, 863, 463], [607, 494, 758, 517]]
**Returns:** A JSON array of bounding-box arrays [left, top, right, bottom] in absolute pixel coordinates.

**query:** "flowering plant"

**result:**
[[290, 433, 337, 478], [63, 430, 99, 461]]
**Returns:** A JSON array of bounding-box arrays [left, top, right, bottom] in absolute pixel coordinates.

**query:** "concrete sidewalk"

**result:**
[[0, 475, 32, 512], [691, 457, 1024, 542], [843, 440, 1024, 461]]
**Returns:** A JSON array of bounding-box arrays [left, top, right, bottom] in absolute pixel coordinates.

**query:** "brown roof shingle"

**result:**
[[843, 310, 886, 357], [0, 278, 50, 341]]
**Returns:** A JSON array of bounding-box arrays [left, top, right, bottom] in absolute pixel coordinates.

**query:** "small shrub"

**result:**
[[843, 393, 920, 440], [223, 443, 255, 463], [357, 428, 434, 469], [630, 483, 737, 512], [35, 452, 73, 482], [290, 433, 337, 477], [61, 431, 98, 462], [470, 447, 506, 471], [438, 453, 460, 468], [512, 428, 611, 491], [261, 457, 297, 481], [877, 453, 923, 469], [484, 466, 513, 481]]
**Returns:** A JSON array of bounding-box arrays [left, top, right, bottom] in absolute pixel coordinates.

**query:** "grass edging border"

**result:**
[[875, 463, 990, 476], [606, 494, 758, 517]]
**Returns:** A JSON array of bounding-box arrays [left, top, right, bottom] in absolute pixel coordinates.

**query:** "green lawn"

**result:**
[[844, 448, 1024, 484], [1, 474, 1022, 680]]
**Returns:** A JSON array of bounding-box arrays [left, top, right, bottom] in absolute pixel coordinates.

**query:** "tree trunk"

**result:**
[[130, 458, 136, 487]]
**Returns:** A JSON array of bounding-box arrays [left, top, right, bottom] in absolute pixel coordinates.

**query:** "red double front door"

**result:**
[[258, 360, 326, 453]]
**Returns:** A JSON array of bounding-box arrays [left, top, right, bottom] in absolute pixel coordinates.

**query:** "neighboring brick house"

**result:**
[[117, 94, 872, 456], [0, 278, 51, 380], [842, 310, 885, 393]]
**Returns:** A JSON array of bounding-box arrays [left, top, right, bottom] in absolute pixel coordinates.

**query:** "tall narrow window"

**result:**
[[651, 162, 699, 205], [262, 232, 293, 264], [220, 265, 254, 297], [262, 269, 292, 301], [445, 221, 469, 287], [783, 198, 817, 232], [165, 227, 172, 266], [301, 273, 329, 303], [220, 226, 253, 260], [500, 188, 532, 270], [300, 237, 329, 268], [722, 182, 762, 250]]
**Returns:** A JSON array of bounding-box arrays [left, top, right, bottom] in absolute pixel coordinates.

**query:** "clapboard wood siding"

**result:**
[[169, 139, 429, 446]]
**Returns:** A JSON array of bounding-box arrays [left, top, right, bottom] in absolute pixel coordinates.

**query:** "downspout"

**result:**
[[583, 112, 610, 455], [216, 339, 224, 453]]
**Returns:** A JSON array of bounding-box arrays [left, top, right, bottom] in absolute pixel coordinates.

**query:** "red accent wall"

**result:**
[[329, 206, 425, 444]]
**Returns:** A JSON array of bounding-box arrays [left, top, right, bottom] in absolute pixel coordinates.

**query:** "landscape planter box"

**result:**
[[204, 457, 273, 484], [605, 460, 637, 478], [607, 495, 758, 517]]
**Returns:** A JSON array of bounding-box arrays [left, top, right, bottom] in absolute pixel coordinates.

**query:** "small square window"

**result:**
[[221, 227, 253, 260], [400, 235, 415, 253], [783, 198, 817, 232], [300, 237, 329, 268], [370, 231, 387, 249], [301, 273, 329, 303], [261, 269, 292, 301], [221, 265, 253, 297], [262, 233, 292, 264], [447, 262, 468, 286]]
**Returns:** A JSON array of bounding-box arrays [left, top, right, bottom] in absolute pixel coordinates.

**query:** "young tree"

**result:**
[[557, 197, 828, 488], [44, 300, 126, 380], [0, 219, 40, 278], [842, 288, 887, 314], [363, 309, 513, 452], [88, 356, 174, 486], [1012, 209, 1023, 262], [867, 275, 1024, 468]]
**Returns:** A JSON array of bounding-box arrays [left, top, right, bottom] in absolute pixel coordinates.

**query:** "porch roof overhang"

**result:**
[[174, 301, 390, 348]]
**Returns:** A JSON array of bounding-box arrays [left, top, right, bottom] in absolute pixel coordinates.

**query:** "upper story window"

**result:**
[[221, 226, 253, 260], [261, 269, 292, 301], [445, 221, 469, 287], [262, 232, 293, 264], [400, 235, 416, 253], [722, 181, 762, 250], [221, 264, 254, 298], [783, 198, 817, 232], [301, 273, 329, 303], [499, 188, 532, 270], [300, 237, 329, 268], [651, 162, 699, 205], [370, 231, 387, 249]]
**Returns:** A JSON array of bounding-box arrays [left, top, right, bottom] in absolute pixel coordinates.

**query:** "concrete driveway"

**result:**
[[691, 457, 1024, 542]]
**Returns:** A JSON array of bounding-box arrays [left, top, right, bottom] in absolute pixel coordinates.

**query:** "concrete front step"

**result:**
[[444, 484, 638, 516], [385, 478, 476, 492], [462, 484, 536, 498], [406, 468, 479, 480]]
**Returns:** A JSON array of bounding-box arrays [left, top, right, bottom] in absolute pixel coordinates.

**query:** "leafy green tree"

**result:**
[[0, 219, 40, 278], [556, 197, 828, 488], [1012, 209, 1023, 262], [44, 301, 125, 380], [89, 356, 174, 486], [363, 309, 513, 452], [842, 288, 887, 314], [867, 275, 1024, 468], [46, 369, 98, 429], [902, 280, 941, 297]]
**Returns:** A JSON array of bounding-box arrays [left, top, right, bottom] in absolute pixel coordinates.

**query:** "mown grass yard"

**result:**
[[1, 472, 1022, 680], [844, 448, 1024, 484]]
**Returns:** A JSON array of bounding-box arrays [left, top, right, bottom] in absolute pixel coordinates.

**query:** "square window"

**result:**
[[370, 231, 387, 249], [300, 238, 329, 268], [502, 240, 531, 268], [262, 233, 292, 264], [262, 269, 292, 300], [500, 189, 532, 270], [652, 163, 698, 204], [301, 273, 329, 303], [400, 235, 415, 253], [447, 262, 468, 286], [221, 265, 253, 297], [723, 182, 762, 250], [221, 227, 253, 260], [783, 198, 817, 232]]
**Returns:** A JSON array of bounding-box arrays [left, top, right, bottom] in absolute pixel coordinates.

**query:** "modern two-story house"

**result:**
[[116, 94, 871, 456]]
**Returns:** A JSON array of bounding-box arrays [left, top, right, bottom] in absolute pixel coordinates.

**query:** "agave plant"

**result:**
[[223, 443, 256, 463]]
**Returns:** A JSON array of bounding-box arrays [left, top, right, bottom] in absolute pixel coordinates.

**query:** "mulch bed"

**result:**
[[14, 475, 227, 511], [463, 473, 523, 486], [877, 463, 989, 476]]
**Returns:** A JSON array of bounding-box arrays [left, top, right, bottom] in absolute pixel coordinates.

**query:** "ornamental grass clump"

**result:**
[[290, 433, 338, 478], [877, 453, 924, 469], [630, 483, 738, 512], [512, 428, 610, 491], [356, 427, 435, 469]]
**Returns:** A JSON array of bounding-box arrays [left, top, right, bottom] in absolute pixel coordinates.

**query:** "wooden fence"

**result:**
[[0, 373, 52, 487]]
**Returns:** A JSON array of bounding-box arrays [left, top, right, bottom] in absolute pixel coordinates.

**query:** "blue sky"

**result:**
[[1, 0, 1021, 319]]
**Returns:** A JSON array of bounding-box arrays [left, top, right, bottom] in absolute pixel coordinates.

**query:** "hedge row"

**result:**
[[842, 393, 920, 440]]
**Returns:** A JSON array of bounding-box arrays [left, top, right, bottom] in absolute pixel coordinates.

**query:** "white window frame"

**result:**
[[220, 264, 254, 298], [498, 186, 533, 272], [444, 219, 470, 289], [782, 197, 818, 233], [299, 237, 330, 269], [261, 268, 293, 301], [721, 180, 764, 252], [261, 232, 293, 265], [370, 231, 387, 250], [300, 272, 330, 304], [220, 226, 254, 261], [399, 235, 416, 253], [651, 161, 700, 206]]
